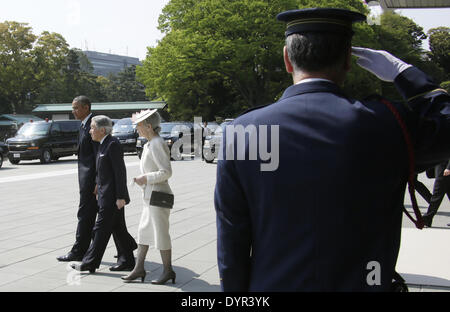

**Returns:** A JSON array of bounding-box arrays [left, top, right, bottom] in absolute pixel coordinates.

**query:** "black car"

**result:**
[[136, 122, 194, 160], [112, 118, 138, 153], [0, 114, 43, 141], [0, 141, 8, 168], [6, 120, 81, 164]]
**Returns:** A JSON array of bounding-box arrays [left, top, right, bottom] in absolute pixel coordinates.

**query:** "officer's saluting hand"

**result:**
[[352, 47, 413, 82]]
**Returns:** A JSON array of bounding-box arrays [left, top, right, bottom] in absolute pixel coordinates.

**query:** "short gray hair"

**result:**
[[142, 111, 162, 134], [92, 115, 113, 135], [286, 32, 351, 73]]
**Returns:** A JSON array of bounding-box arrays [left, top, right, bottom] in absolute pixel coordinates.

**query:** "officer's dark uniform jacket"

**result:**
[[215, 66, 450, 291]]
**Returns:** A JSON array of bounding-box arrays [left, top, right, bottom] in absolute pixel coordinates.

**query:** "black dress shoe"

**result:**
[[70, 263, 96, 273], [109, 263, 135, 272], [57, 253, 83, 262]]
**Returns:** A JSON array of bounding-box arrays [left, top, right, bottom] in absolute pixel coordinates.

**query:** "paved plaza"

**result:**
[[0, 154, 449, 292]]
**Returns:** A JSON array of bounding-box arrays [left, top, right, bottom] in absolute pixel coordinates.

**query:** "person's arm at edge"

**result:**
[[214, 127, 251, 292]]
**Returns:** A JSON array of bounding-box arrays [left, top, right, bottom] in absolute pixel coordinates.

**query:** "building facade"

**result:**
[[83, 51, 141, 77]]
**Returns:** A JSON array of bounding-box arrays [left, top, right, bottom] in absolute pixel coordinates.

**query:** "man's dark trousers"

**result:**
[[81, 134, 136, 268], [71, 191, 98, 257], [82, 204, 136, 268], [426, 161, 450, 218]]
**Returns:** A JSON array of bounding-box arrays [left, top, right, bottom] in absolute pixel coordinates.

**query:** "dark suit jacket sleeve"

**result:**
[[108, 140, 130, 204], [214, 128, 251, 292], [394, 66, 450, 169], [78, 121, 98, 193]]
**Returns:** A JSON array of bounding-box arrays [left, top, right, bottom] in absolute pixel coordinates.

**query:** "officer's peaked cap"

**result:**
[[277, 8, 366, 37]]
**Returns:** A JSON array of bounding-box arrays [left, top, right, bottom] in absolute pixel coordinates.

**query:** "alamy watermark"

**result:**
[[366, 261, 381, 286], [66, 263, 81, 286], [169, 117, 279, 172]]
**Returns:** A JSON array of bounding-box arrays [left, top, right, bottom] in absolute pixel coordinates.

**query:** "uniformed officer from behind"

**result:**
[[214, 8, 450, 291]]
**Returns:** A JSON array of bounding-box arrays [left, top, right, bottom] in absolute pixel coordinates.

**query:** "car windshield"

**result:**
[[113, 118, 134, 132], [17, 123, 50, 137], [160, 123, 177, 135], [171, 124, 191, 136]]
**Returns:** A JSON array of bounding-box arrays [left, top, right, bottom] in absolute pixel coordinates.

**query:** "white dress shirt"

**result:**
[[81, 113, 92, 128], [296, 78, 334, 85], [99, 134, 109, 145]]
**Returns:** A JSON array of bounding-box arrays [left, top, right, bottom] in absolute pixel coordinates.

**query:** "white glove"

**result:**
[[352, 47, 412, 82]]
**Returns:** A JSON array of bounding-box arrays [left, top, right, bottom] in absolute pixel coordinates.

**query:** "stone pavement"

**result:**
[[0, 154, 220, 292], [399, 172, 450, 292], [0, 155, 449, 292]]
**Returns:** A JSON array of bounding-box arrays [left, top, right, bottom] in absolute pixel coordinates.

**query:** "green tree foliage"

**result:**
[[441, 81, 450, 93], [0, 22, 68, 113], [139, 0, 448, 119], [138, 0, 297, 120], [34, 48, 98, 104], [428, 27, 450, 80], [369, 11, 443, 100], [0, 21, 147, 113], [137, 0, 380, 120], [108, 66, 147, 102], [36, 50, 147, 105]]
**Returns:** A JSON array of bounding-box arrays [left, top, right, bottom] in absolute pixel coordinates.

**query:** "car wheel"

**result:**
[[173, 148, 182, 161], [40, 148, 52, 164], [0, 154, 3, 168], [205, 157, 214, 163], [8, 155, 20, 165]]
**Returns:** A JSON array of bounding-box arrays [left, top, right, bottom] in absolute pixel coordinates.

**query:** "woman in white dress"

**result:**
[[122, 109, 175, 284]]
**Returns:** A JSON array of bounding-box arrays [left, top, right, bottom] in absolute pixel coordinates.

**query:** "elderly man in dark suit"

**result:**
[[215, 8, 450, 291], [71, 115, 136, 273]]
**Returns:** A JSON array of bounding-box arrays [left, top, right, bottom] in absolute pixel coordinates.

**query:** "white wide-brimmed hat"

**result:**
[[131, 109, 158, 125]]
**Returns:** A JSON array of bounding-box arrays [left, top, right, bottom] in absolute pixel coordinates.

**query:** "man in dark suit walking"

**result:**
[[423, 160, 450, 227], [215, 8, 450, 291], [57, 96, 99, 262], [72, 115, 136, 273]]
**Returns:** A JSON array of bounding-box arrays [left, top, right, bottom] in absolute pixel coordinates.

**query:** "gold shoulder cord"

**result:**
[[407, 88, 448, 102]]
